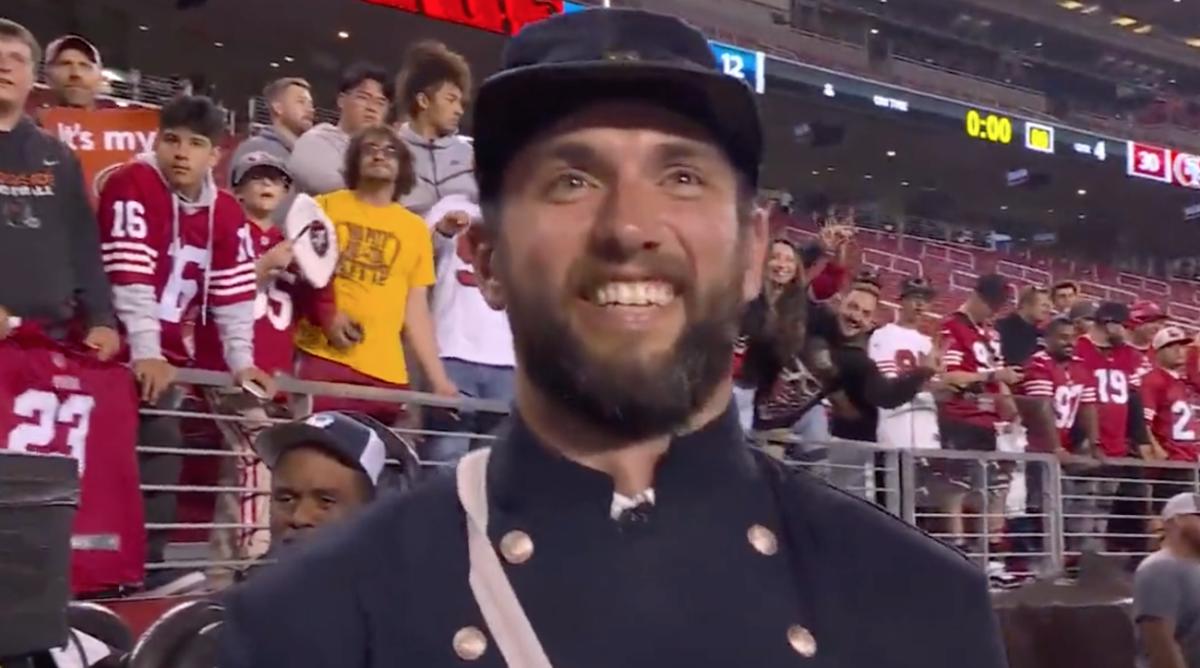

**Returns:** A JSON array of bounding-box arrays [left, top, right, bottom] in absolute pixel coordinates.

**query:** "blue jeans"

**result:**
[[424, 359, 516, 463]]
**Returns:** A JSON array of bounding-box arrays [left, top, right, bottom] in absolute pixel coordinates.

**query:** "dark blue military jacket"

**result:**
[[219, 407, 1007, 667]]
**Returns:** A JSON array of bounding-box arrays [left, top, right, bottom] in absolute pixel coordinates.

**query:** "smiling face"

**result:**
[[838, 288, 878, 339], [766, 240, 798, 286], [476, 101, 765, 443]]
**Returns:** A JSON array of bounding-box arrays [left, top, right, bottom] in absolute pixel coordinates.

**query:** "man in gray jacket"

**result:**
[[228, 77, 314, 184], [288, 63, 390, 195], [394, 41, 478, 218]]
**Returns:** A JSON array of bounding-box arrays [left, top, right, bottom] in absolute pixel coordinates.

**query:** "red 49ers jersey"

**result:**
[[0, 329, 144, 594], [1074, 335, 1143, 457], [97, 160, 256, 365], [1141, 367, 1200, 462], [939, 312, 1005, 427], [1017, 351, 1094, 451], [193, 222, 335, 375]]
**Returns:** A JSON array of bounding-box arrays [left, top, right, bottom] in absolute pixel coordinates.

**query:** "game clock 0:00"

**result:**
[[964, 109, 1013, 145]]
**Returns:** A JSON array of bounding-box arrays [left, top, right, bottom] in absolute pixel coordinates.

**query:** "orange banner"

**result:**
[[40, 107, 160, 204]]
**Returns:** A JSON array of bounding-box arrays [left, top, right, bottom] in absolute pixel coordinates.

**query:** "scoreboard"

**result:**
[[369, 0, 1197, 192]]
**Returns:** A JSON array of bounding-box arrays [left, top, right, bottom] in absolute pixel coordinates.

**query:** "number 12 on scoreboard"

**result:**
[[709, 41, 766, 94]]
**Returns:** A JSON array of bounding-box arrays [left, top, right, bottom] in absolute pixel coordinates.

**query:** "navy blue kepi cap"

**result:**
[[473, 8, 763, 203]]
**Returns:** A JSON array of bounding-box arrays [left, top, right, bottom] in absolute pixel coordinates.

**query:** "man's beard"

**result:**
[[502, 253, 744, 447]]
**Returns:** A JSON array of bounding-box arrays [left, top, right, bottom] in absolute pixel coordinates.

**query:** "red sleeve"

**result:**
[[1187, 346, 1200, 392], [1017, 356, 1053, 397], [294, 279, 337, 329], [808, 260, 847, 302], [1078, 363, 1098, 405], [97, 165, 160, 287], [940, 319, 968, 372], [1140, 371, 1163, 424], [206, 199, 258, 307]]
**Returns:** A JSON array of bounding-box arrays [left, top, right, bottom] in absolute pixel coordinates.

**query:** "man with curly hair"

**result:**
[[394, 40, 477, 217]]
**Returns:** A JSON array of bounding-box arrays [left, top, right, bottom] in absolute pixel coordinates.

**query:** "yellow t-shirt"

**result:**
[[296, 189, 435, 385]]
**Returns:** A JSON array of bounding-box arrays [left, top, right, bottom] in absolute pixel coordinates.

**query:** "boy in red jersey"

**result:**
[[192, 150, 339, 563], [97, 96, 274, 575], [1141, 326, 1200, 529]]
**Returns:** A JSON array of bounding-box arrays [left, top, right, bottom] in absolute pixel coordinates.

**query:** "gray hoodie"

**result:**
[[396, 123, 478, 217], [287, 123, 349, 196], [228, 125, 295, 186]]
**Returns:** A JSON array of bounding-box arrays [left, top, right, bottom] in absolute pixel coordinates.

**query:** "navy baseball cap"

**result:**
[[255, 411, 406, 486], [473, 8, 762, 203]]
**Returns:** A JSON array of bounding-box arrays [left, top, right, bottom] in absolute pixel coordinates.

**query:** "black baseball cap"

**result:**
[[900, 276, 935, 299], [974, 274, 1010, 309], [1067, 300, 1096, 321], [255, 411, 410, 487], [474, 8, 762, 204], [1095, 301, 1131, 325]]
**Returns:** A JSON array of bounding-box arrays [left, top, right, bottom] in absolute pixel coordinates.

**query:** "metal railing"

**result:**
[[128, 373, 1200, 592]]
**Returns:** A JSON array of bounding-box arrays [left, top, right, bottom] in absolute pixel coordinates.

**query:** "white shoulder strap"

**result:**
[[456, 449, 554, 668]]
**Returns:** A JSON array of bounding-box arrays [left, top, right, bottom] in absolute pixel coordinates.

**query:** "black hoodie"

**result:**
[[0, 116, 114, 333]]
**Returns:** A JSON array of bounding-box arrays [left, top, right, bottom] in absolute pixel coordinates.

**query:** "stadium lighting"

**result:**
[[213, 41, 224, 47], [337, 30, 350, 39], [901, 181, 911, 187], [886, 150, 897, 157], [811, 170, 820, 176], [1077, 188, 1088, 195], [1034, 41, 1043, 47], [864, 174, 874, 179], [870, 28, 880, 35], [138, 24, 149, 31], [284, 56, 295, 63], [1001, 205, 1009, 211], [270, 62, 280, 68], [1111, 16, 1138, 27]]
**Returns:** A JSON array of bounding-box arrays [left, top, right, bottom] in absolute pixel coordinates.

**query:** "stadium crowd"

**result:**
[[4, 8, 1200, 665]]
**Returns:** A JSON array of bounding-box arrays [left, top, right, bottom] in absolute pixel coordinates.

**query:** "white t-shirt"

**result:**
[[868, 322, 940, 449], [425, 195, 516, 368]]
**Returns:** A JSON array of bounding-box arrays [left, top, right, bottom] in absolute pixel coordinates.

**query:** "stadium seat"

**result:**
[[127, 600, 223, 668]]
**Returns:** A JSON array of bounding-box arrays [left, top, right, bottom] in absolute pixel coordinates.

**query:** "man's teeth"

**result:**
[[592, 281, 676, 307]]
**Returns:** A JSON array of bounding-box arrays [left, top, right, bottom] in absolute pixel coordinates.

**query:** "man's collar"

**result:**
[[488, 403, 755, 518]]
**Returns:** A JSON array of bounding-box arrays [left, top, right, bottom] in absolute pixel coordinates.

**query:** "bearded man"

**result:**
[[219, 9, 1005, 668]]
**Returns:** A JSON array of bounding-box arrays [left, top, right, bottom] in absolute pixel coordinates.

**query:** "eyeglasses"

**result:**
[[352, 90, 389, 109], [362, 143, 399, 158]]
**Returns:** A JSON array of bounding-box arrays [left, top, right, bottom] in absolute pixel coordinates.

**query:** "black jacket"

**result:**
[[0, 116, 114, 331], [219, 407, 1006, 668], [808, 305, 934, 440], [995, 313, 1041, 368]]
